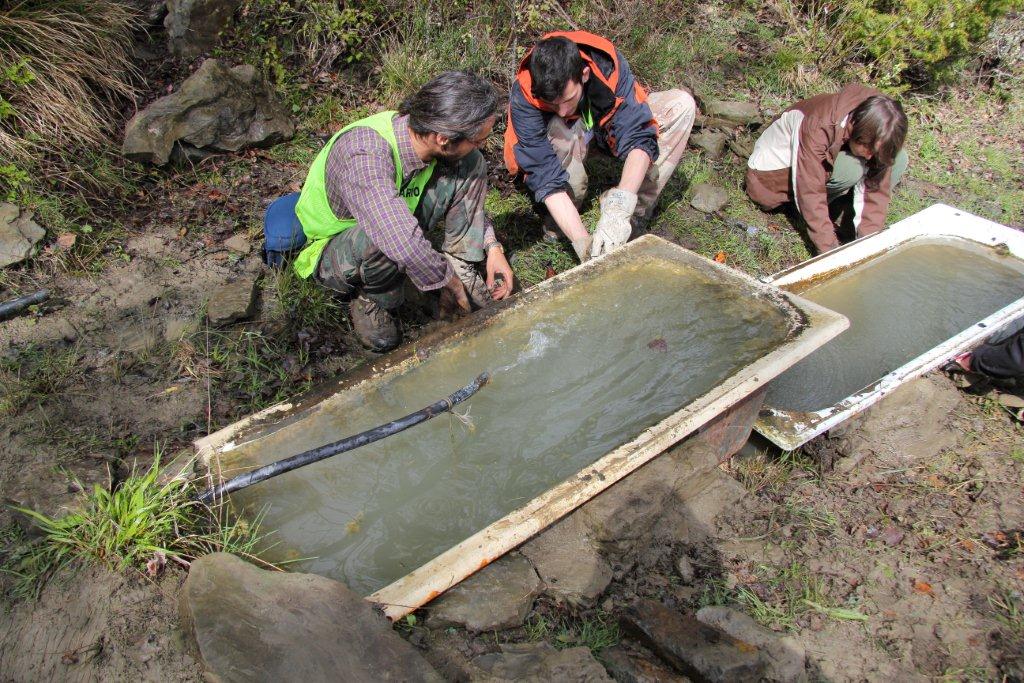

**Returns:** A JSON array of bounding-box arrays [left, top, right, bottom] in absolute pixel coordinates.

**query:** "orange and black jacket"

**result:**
[[503, 31, 658, 203]]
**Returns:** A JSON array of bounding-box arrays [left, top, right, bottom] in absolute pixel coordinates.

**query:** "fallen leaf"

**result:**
[[924, 474, 944, 488], [959, 538, 976, 552], [714, 250, 727, 263], [146, 551, 166, 578], [881, 526, 905, 546], [913, 580, 934, 596], [647, 337, 668, 353], [56, 233, 76, 250]]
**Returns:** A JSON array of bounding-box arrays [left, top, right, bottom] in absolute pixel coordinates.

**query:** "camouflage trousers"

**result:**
[[547, 89, 698, 221], [315, 150, 491, 309]]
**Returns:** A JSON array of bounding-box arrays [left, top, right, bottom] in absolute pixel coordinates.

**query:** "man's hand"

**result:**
[[438, 270, 471, 319], [591, 188, 637, 257], [485, 245, 514, 300]]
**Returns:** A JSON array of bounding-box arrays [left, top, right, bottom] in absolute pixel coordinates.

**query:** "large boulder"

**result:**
[[123, 59, 294, 165], [165, 0, 239, 59], [180, 553, 441, 682], [0, 203, 45, 268]]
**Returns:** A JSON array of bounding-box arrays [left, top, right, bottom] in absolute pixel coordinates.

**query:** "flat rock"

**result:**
[[470, 642, 613, 682], [701, 100, 760, 126], [207, 275, 259, 325], [728, 137, 755, 160], [165, 0, 239, 59], [223, 234, 251, 254], [697, 606, 807, 682], [123, 59, 294, 165], [180, 553, 440, 682], [602, 646, 692, 682], [829, 375, 960, 467], [620, 600, 763, 682], [689, 131, 728, 159], [428, 553, 541, 631], [0, 203, 45, 268], [579, 440, 719, 557], [689, 184, 729, 214], [674, 556, 695, 584], [521, 515, 613, 605]]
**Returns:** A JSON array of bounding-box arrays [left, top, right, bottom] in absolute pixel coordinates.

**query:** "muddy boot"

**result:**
[[571, 235, 593, 263], [542, 215, 563, 243], [349, 294, 400, 352], [444, 253, 492, 309]]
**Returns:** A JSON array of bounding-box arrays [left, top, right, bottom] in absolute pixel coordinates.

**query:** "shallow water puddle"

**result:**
[[767, 238, 1024, 413], [225, 257, 791, 595]]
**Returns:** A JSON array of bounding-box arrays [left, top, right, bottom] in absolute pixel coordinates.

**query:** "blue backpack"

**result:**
[[262, 192, 307, 267]]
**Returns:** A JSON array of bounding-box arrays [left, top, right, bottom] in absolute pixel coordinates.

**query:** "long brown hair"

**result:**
[[848, 95, 907, 190]]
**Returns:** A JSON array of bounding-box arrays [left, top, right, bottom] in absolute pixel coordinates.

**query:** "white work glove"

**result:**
[[590, 188, 638, 258]]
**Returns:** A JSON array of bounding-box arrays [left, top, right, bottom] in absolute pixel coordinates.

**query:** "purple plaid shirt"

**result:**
[[324, 115, 495, 291]]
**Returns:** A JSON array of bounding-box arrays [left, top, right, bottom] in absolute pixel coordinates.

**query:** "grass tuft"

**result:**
[[524, 610, 620, 654], [2, 454, 269, 599], [0, 1, 141, 192]]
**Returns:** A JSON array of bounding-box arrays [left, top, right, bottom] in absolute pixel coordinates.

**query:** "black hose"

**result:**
[[0, 289, 50, 322], [195, 372, 489, 505]]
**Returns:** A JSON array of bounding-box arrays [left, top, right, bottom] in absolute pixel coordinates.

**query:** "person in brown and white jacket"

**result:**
[[745, 84, 909, 254]]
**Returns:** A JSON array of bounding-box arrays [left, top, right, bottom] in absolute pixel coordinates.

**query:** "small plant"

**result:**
[[553, 611, 620, 654], [0, 344, 84, 417], [773, 0, 1024, 87], [0, 1, 141, 192], [523, 610, 619, 654], [989, 586, 1024, 635], [224, 0, 377, 84], [700, 562, 866, 631], [3, 455, 268, 599]]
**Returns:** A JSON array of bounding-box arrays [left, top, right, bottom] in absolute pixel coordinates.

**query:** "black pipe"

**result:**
[[195, 372, 489, 505], [0, 289, 50, 322]]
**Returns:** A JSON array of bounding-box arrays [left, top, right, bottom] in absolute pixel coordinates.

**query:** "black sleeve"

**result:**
[[972, 329, 1024, 379]]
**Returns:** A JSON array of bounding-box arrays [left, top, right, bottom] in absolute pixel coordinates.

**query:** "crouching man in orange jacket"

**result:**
[[504, 31, 698, 261]]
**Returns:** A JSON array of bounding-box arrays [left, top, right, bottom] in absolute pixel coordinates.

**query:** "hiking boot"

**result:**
[[444, 253, 492, 309], [349, 294, 400, 352]]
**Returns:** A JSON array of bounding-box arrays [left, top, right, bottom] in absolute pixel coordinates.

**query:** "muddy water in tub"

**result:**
[[225, 258, 790, 595], [767, 238, 1024, 413]]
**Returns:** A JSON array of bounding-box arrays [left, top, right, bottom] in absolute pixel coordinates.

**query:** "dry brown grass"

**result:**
[[0, 0, 141, 188]]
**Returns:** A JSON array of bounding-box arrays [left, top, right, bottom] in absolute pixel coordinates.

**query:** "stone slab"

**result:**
[[0, 203, 45, 268], [602, 646, 692, 682], [180, 553, 441, 682], [578, 440, 720, 554], [701, 100, 760, 126], [620, 600, 763, 682], [697, 606, 807, 682], [521, 514, 613, 605], [207, 275, 259, 326], [428, 553, 541, 631], [690, 184, 729, 214], [689, 132, 728, 159], [470, 642, 613, 682]]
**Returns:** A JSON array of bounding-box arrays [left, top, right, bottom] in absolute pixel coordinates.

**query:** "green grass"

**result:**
[[733, 448, 817, 495], [265, 266, 346, 334], [524, 610, 620, 654], [0, 344, 84, 417], [700, 561, 866, 631], [2, 455, 269, 599], [989, 586, 1024, 635]]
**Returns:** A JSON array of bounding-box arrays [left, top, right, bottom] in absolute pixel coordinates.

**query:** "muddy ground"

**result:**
[[2, 9, 1024, 680], [3, 164, 1023, 679]]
